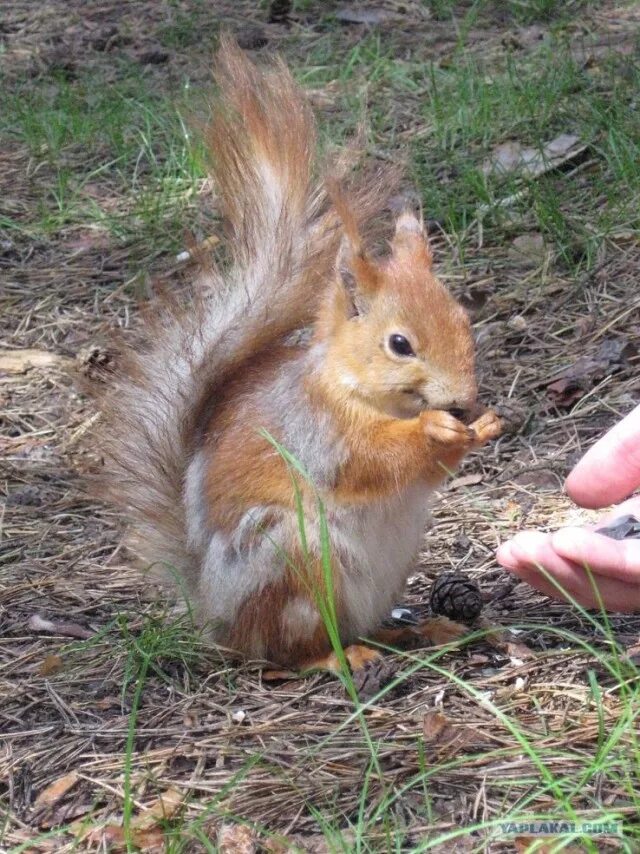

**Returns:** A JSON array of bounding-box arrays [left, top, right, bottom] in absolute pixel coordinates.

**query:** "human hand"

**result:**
[[496, 404, 640, 612], [497, 496, 640, 611]]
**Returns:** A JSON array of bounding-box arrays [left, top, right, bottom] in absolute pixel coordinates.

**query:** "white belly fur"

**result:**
[[330, 481, 434, 640], [186, 446, 433, 644]]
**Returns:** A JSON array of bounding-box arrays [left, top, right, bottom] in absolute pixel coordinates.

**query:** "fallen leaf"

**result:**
[[507, 314, 528, 333], [351, 656, 396, 701], [546, 377, 585, 408], [66, 229, 111, 253], [335, 6, 392, 25], [544, 336, 637, 408], [28, 614, 94, 640], [422, 710, 448, 741], [85, 825, 165, 852], [134, 788, 183, 830], [508, 232, 545, 266], [75, 794, 182, 852], [475, 617, 536, 659], [218, 823, 258, 854], [34, 771, 79, 808], [483, 134, 586, 179], [0, 348, 74, 374], [422, 711, 486, 756], [449, 473, 483, 490], [37, 800, 94, 829], [39, 655, 63, 676]]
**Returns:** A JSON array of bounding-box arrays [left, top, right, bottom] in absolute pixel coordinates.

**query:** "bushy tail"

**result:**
[[96, 37, 395, 582]]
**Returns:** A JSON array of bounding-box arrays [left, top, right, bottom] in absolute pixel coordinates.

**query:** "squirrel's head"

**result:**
[[318, 210, 477, 420]]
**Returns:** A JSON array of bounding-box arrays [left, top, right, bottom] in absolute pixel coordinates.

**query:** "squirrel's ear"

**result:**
[[391, 211, 432, 266], [337, 237, 380, 317]]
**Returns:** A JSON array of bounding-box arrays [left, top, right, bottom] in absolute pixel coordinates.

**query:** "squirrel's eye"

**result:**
[[388, 334, 415, 358]]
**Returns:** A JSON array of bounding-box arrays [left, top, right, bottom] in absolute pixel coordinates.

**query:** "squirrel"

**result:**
[[98, 37, 502, 674]]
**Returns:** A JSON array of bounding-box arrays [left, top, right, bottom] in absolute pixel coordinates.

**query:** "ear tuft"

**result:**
[[391, 209, 432, 264], [337, 236, 379, 316], [394, 211, 423, 236]]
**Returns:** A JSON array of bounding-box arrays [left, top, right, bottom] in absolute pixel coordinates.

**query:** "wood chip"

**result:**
[[0, 348, 74, 374]]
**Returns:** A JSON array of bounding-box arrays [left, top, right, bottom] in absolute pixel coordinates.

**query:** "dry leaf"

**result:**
[[78, 794, 182, 853], [28, 614, 94, 640], [85, 825, 165, 852], [39, 654, 63, 676], [335, 7, 392, 25], [544, 336, 637, 408], [474, 617, 535, 659], [483, 133, 586, 179], [218, 823, 258, 854], [423, 710, 448, 742], [545, 377, 585, 408], [0, 348, 74, 374], [422, 711, 485, 756], [34, 771, 79, 808], [134, 788, 183, 830], [351, 656, 396, 701], [37, 801, 94, 830], [449, 473, 483, 490], [508, 232, 545, 266]]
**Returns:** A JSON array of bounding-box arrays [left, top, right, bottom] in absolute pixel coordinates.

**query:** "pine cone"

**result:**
[[429, 572, 483, 621]]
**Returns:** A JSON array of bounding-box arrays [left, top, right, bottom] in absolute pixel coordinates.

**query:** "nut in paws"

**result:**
[[469, 410, 502, 445], [422, 410, 474, 447]]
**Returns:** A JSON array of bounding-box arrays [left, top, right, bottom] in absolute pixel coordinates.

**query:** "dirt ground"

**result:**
[[2, 1, 640, 851]]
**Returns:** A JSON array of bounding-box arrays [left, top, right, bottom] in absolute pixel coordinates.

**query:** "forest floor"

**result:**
[[1, 1, 640, 851]]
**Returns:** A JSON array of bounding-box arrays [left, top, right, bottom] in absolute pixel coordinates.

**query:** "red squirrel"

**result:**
[[98, 38, 502, 673]]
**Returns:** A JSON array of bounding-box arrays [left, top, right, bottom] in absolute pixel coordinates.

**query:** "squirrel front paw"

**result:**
[[421, 410, 475, 447], [469, 409, 502, 446]]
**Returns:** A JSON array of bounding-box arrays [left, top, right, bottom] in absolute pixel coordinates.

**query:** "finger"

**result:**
[[507, 562, 640, 612], [496, 540, 520, 569], [501, 530, 603, 604], [551, 527, 640, 583], [497, 532, 594, 604], [565, 404, 640, 508], [509, 530, 585, 587]]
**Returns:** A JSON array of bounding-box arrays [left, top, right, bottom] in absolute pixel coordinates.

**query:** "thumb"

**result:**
[[565, 404, 640, 508]]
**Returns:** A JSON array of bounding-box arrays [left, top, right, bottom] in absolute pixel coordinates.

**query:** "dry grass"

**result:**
[[2, 1, 640, 851]]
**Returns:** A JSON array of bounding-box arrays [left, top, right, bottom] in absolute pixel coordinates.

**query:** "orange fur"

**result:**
[[95, 39, 501, 672]]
